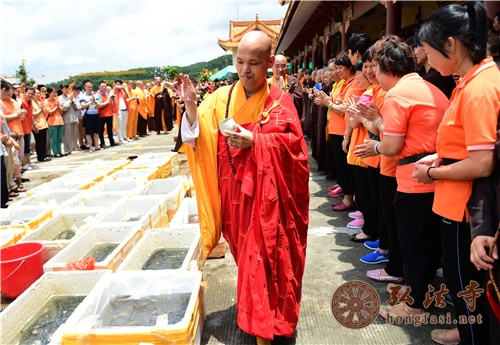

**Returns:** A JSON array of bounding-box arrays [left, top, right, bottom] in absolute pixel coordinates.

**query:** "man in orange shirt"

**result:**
[[20, 86, 35, 168]]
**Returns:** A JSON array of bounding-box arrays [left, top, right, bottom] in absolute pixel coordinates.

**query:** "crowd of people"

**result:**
[[0, 76, 189, 207], [174, 3, 500, 343], [296, 3, 499, 345]]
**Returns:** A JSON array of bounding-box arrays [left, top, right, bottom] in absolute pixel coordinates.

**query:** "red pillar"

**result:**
[[485, 1, 500, 21], [386, 1, 402, 36], [341, 22, 348, 52]]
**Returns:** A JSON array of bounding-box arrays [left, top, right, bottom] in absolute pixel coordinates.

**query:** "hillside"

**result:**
[[45, 54, 233, 88]]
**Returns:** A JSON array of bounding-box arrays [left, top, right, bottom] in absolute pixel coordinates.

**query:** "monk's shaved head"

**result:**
[[238, 30, 272, 58]]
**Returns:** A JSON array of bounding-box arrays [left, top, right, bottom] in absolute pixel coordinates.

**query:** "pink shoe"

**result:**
[[328, 187, 344, 197], [328, 184, 340, 191], [348, 210, 363, 219], [347, 218, 364, 229], [332, 201, 356, 211]]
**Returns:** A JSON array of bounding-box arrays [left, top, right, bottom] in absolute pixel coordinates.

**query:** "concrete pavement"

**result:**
[[13, 129, 454, 345]]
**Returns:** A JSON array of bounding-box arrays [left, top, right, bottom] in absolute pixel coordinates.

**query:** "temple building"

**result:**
[[274, 0, 500, 72], [217, 14, 283, 66]]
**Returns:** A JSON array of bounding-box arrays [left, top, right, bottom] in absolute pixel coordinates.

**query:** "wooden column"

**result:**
[[323, 36, 330, 66], [341, 22, 348, 52], [485, 1, 500, 21], [386, 1, 402, 36]]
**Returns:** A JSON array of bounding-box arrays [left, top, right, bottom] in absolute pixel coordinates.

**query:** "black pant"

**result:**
[[367, 167, 385, 246], [173, 116, 183, 151], [154, 100, 173, 133], [350, 165, 378, 239], [440, 219, 490, 345], [394, 191, 441, 308], [379, 174, 404, 277], [33, 128, 48, 161], [147, 116, 155, 132], [1, 155, 8, 208], [330, 135, 354, 195], [99, 116, 114, 146], [137, 113, 148, 136]]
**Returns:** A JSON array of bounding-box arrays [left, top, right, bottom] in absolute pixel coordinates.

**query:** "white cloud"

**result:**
[[1, 0, 288, 83]]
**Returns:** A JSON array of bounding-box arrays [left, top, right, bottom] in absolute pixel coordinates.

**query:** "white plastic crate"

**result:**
[[126, 158, 171, 179], [87, 179, 146, 197], [79, 158, 130, 171], [169, 197, 199, 228], [0, 270, 112, 345], [10, 190, 82, 208], [117, 227, 202, 272], [131, 152, 179, 177], [21, 210, 100, 262], [0, 228, 26, 248], [27, 179, 94, 196], [43, 223, 142, 272], [103, 167, 159, 182], [97, 195, 169, 230], [143, 152, 179, 168], [53, 169, 115, 184], [137, 176, 190, 221], [63, 191, 128, 210], [0, 205, 52, 230], [61, 270, 204, 345]]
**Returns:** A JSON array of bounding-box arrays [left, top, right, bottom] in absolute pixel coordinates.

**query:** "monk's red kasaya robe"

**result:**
[[185, 81, 309, 340]]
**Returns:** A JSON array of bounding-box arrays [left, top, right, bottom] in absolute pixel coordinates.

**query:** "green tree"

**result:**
[[163, 66, 180, 81], [15, 60, 36, 86]]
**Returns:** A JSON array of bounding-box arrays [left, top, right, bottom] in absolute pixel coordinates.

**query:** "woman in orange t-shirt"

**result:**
[[368, 36, 449, 321], [325, 52, 357, 213], [414, 3, 500, 344], [42, 87, 64, 157], [32, 89, 50, 162], [345, 59, 381, 246]]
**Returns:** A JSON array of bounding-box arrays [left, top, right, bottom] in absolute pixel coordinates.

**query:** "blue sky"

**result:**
[[1, 0, 288, 84]]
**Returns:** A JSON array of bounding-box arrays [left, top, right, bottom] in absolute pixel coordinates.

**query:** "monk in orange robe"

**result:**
[[125, 80, 138, 139], [178, 31, 309, 344]]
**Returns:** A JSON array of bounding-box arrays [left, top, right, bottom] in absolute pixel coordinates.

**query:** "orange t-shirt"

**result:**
[[382, 73, 449, 193], [21, 95, 33, 135], [1, 98, 23, 135], [32, 99, 48, 130], [347, 85, 375, 167], [433, 58, 500, 222], [347, 125, 368, 167], [329, 75, 356, 136], [370, 85, 398, 176], [43, 98, 64, 126]]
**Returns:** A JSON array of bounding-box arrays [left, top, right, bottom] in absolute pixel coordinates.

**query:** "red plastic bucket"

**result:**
[[1, 242, 44, 298]]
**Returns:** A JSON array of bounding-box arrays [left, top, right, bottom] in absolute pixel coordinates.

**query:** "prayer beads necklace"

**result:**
[[224, 83, 237, 175]]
